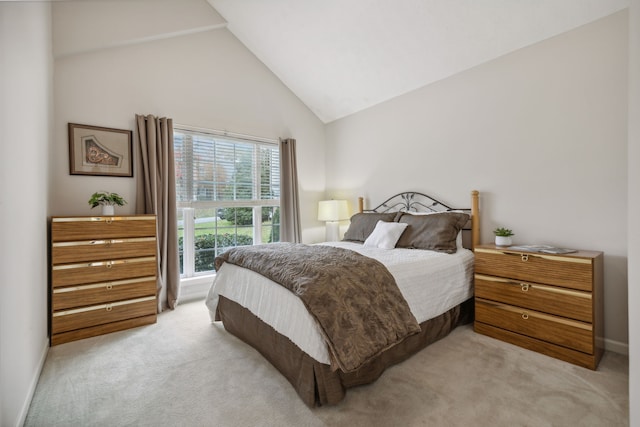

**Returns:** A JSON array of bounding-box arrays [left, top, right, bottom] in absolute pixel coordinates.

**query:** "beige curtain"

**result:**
[[135, 114, 180, 311], [279, 138, 301, 243]]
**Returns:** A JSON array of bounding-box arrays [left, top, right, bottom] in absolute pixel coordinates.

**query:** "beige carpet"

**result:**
[[25, 300, 628, 427]]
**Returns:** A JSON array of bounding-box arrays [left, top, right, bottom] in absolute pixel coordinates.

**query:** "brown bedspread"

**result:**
[[214, 243, 421, 373]]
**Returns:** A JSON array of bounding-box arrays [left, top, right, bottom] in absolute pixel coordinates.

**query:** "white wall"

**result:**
[[52, 0, 226, 58], [326, 11, 629, 350], [628, 0, 639, 424], [51, 1, 327, 243], [0, 3, 52, 426]]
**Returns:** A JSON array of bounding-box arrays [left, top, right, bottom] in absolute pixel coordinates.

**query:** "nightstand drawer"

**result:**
[[52, 257, 157, 287], [475, 298, 593, 354], [53, 277, 157, 311], [475, 274, 592, 322], [475, 248, 593, 291], [52, 237, 157, 264], [52, 296, 157, 334], [51, 216, 156, 241]]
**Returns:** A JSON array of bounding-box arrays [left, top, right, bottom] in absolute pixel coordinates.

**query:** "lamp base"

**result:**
[[325, 221, 340, 242]]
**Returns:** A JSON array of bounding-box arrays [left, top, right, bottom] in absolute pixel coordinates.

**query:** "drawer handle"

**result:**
[[105, 262, 113, 269], [106, 219, 113, 224], [520, 283, 530, 292], [106, 284, 113, 290], [521, 254, 529, 262], [106, 304, 113, 312], [522, 312, 529, 320]]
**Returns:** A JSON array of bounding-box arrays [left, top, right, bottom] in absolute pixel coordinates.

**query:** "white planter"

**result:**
[[495, 236, 512, 246], [102, 205, 115, 216]]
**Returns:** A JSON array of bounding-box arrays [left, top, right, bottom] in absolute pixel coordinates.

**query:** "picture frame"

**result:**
[[68, 123, 133, 177]]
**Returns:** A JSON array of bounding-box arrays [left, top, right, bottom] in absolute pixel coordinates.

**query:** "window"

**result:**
[[174, 127, 280, 278]]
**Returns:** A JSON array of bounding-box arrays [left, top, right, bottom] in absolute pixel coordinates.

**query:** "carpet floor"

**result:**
[[25, 300, 628, 426]]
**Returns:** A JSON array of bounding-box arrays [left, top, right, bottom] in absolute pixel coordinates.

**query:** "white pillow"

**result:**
[[363, 220, 409, 249]]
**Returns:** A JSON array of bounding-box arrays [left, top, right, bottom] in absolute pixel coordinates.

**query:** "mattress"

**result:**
[[205, 242, 474, 365]]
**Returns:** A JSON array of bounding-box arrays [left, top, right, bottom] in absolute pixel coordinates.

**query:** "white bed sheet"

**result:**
[[205, 242, 474, 365]]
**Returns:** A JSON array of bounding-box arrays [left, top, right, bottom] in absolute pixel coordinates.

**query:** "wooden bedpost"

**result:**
[[358, 197, 364, 213], [471, 190, 480, 250]]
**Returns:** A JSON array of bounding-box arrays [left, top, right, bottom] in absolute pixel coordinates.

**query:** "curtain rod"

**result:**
[[174, 123, 279, 145]]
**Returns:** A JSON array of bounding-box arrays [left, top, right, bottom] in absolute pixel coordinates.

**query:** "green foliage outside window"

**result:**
[[178, 233, 253, 273], [220, 207, 273, 225]]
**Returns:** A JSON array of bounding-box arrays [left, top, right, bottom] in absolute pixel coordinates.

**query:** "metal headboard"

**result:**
[[365, 191, 461, 214], [358, 190, 480, 249]]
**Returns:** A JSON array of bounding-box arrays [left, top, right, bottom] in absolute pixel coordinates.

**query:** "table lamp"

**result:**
[[318, 200, 349, 241]]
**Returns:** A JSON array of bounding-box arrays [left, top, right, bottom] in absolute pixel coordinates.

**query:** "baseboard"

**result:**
[[604, 338, 629, 356], [178, 276, 212, 303], [17, 337, 49, 426]]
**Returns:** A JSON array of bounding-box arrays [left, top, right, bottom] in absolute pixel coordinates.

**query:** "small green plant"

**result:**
[[88, 191, 127, 209], [493, 227, 514, 237]]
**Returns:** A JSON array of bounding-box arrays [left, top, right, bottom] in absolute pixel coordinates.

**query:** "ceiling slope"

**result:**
[[208, 0, 628, 123]]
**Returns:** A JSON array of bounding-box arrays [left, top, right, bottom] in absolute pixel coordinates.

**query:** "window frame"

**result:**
[[174, 125, 281, 281]]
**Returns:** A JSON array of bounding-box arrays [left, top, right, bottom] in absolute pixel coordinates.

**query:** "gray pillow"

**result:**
[[395, 212, 470, 253], [342, 212, 398, 242]]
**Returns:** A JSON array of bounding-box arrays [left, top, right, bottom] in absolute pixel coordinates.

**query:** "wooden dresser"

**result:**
[[50, 215, 158, 345], [474, 244, 604, 369]]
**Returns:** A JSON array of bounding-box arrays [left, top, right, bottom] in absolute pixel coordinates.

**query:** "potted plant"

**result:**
[[88, 191, 127, 216], [493, 227, 514, 246]]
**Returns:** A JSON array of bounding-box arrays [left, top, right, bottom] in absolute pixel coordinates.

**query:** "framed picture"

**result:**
[[68, 123, 133, 177]]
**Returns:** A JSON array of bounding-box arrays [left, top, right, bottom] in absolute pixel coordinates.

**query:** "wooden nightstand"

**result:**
[[473, 244, 604, 369], [50, 215, 158, 345]]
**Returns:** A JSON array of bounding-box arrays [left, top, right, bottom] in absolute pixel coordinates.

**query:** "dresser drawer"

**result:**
[[475, 248, 593, 291], [52, 257, 157, 287], [475, 298, 593, 354], [52, 237, 157, 264], [51, 216, 156, 241], [475, 274, 592, 322], [52, 296, 157, 334], [53, 277, 157, 311]]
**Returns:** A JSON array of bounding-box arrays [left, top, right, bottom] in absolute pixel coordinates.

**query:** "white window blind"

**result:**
[[174, 127, 280, 277]]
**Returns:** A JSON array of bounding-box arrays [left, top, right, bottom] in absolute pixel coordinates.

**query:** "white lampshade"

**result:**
[[318, 200, 349, 222]]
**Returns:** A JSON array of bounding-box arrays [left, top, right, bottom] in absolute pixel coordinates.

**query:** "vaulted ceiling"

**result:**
[[207, 0, 628, 123]]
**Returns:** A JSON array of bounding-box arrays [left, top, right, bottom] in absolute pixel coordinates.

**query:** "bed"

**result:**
[[205, 190, 480, 406]]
